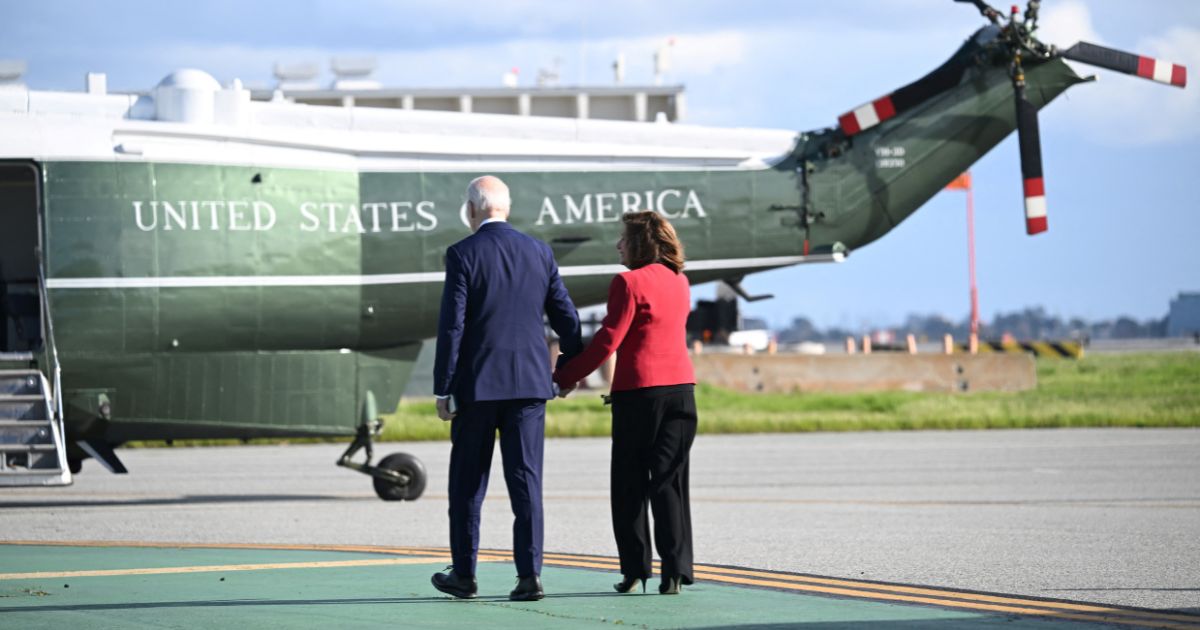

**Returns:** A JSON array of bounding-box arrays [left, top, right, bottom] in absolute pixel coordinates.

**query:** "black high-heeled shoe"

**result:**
[[613, 575, 645, 593], [659, 576, 682, 595]]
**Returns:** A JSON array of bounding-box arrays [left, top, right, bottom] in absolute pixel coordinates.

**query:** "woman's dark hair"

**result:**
[[621, 210, 685, 273]]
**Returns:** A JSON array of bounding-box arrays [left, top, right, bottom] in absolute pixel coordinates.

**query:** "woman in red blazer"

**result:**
[[553, 210, 697, 595]]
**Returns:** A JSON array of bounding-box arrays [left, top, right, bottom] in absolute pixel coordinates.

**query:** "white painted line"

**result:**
[[45, 254, 844, 290], [47, 272, 445, 289]]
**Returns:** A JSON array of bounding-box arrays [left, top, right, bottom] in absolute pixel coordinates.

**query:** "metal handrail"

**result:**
[[35, 262, 63, 428]]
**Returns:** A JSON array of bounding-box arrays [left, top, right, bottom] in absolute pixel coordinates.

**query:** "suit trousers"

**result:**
[[610, 384, 697, 583], [448, 398, 545, 578]]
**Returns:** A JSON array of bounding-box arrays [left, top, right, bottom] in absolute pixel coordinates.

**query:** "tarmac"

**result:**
[[2, 429, 1199, 628]]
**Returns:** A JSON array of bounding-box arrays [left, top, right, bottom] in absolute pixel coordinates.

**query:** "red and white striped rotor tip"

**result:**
[[1023, 177, 1047, 235], [838, 94, 896, 136], [1136, 56, 1187, 88]]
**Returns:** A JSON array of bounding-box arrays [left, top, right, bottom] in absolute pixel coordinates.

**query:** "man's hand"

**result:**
[[557, 382, 577, 398], [436, 397, 456, 421]]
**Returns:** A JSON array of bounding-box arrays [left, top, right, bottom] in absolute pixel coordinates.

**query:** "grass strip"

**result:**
[[379, 352, 1200, 441], [129, 352, 1200, 447]]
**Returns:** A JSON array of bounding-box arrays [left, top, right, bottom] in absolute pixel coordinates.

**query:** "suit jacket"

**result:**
[[554, 262, 695, 392], [434, 221, 582, 406]]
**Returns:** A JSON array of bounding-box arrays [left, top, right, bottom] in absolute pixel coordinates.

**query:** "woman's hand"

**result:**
[[553, 373, 578, 398]]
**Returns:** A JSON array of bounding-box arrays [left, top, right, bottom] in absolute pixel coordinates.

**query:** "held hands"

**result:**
[[553, 378, 578, 398], [436, 397, 456, 422]]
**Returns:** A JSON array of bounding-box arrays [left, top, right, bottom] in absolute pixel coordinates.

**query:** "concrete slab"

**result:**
[[692, 354, 1036, 393]]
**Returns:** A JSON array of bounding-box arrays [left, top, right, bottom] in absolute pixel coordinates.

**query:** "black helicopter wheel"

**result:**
[[372, 452, 427, 501]]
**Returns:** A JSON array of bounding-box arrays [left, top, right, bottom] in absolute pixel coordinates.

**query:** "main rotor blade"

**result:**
[[838, 62, 966, 136], [1062, 42, 1187, 88], [955, 0, 1002, 24], [1014, 81, 1047, 235]]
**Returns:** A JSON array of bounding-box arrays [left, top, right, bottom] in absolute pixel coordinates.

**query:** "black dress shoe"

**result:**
[[613, 575, 645, 593], [431, 567, 477, 599], [509, 575, 544, 601], [659, 576, 682, 595]]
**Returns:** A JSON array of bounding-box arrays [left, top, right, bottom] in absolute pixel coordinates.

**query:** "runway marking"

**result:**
[[681, 572, 1200, 630], [3, 541, 1198, 629], [0, 556, 452, 580], [0, 539, 500, 557], [542, 556, 1200, 627]]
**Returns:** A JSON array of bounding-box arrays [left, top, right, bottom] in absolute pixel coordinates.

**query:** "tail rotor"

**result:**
[[835, 1, 1188, 236], [958, 0, 1186, 235]]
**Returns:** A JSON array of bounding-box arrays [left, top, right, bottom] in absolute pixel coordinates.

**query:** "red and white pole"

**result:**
[[967, 181, 980, 353], [967, 181, 979, 339], [945, 172, 980, 350]]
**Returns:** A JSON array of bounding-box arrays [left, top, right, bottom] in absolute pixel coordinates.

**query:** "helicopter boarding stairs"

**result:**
[[0, 367, 71, 486], [0, 268, 72, 487]]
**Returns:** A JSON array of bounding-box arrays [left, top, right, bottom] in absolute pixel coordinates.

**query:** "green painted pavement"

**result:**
[[0, 544, 1125, 629]]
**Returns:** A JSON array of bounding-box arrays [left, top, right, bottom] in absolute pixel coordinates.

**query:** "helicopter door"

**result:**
[[0, 163, 42, 354]]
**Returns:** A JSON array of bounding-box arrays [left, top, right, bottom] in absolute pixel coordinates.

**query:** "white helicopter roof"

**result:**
[[0, 69, 799, 173]]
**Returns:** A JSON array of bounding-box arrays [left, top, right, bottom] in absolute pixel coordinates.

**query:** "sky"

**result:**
[[2, 0, 1198, 331]]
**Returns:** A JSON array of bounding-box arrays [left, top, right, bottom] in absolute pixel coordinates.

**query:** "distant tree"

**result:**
[[778, 316, 819, 343], [903, 313, 959, 339], [765, 305, 1168, 345], [822, 326, 856, 343], [1112, 317, 1141, 338]]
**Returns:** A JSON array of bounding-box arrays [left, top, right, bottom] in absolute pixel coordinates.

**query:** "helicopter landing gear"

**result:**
[[337, 417, 427, 502], [371, 452, 427, 501]]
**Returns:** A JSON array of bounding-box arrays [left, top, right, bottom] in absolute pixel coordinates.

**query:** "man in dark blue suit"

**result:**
[[431, 175, 582, 602]]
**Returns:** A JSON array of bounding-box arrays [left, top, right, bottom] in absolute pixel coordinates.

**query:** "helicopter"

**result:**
[[0, 0, 1185, 500]]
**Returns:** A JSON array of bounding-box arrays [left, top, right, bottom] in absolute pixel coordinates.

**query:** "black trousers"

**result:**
[[610, 384, 697, 583]]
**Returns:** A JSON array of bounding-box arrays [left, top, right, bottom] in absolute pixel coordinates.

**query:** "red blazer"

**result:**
[[554, 263, 695, 392]]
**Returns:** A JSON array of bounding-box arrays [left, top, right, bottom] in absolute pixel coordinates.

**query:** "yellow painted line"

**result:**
[[689, 565, 1200, 625], [0, 556, 450, 580], [2, 540, 429, 554], [688, 572, 1200, 630], [0, 540, 507, 562], [546, 558, 629, 571], [322, 545, 1200, 626], [533, 552, 1200, 627]]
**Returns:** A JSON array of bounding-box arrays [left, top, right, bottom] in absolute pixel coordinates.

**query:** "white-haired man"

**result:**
[[431, 175, 582, 601]]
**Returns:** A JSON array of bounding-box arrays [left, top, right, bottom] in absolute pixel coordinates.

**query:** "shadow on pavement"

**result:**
[[0, 591, 626, 613], [0, 494, 366, 509]]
